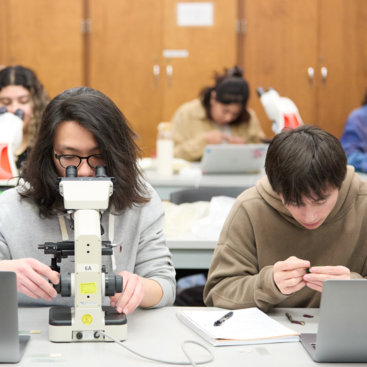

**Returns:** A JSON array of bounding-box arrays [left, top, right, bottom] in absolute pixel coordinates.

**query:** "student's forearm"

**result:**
[[139, 277, 163, 308]]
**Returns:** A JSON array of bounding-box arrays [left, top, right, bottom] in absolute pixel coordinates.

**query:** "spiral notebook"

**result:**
[[177, 307, 299, 347]]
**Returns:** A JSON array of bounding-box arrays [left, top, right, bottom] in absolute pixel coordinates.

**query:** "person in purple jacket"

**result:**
[[340, 89, 367, 172]]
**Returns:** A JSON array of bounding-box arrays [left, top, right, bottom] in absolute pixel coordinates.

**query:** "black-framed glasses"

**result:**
[[54, 149, 106, 169]]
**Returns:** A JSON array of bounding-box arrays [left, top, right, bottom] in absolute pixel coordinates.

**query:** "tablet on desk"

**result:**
[[201, 144, 268, 174]]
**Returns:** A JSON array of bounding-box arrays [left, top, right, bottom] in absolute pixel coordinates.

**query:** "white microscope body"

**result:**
[[0, 108, 24, 186], [257, 88, 303, 134], [39, 166, 127, 342]]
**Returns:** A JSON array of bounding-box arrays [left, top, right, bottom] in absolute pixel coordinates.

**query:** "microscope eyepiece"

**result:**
[[65, 165, 78, 178], [14, 109, 25, 120], [95, 165, 107, 178], [257, 87, 265, 97], [0, 107, 7, 115]]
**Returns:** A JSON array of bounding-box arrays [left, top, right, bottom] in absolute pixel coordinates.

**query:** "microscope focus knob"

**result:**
[[53, 273, 72, 297], [105, 273, 123, 296], [116, 275, 123, 293]]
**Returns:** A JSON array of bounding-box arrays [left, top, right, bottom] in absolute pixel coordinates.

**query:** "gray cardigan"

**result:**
[[0, 186, 176, 307]]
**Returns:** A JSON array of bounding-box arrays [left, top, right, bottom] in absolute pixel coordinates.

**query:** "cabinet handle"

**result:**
[[321, 67, 327, 86], [166, 65, 173, 87], [153, 65, 160, 88], [308, 67, 314, 86]]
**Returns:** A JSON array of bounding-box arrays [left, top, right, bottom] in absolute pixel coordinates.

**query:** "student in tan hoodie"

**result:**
[[204, 125, 367, 312]]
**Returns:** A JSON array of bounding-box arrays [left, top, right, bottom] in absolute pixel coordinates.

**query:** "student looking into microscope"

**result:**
[[0, 87, 176, 313], [171, 66, 265, 162], [0, 65, 50, 169]]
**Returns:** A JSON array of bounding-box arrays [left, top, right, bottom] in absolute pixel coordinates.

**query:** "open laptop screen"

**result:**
[[201, 144, 268, 174]]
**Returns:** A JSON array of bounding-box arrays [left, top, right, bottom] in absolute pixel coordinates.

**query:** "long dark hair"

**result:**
[[20, 87, 150, 218], [200, 66, 250, 125], [0, 66, 50, 147]]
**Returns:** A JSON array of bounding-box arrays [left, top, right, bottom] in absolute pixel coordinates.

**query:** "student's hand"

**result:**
[[303, 266, 351, 292], [205, 130, 229, 144], [273, 256, 310, 295], [227, 136, 246, 144], [0, 258, 59, 300], [109, 271, 145, 314]]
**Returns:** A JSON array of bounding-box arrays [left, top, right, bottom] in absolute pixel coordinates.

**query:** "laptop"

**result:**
[[300, 280, 367, 363], [0, 272, 30, 363], [201, 144, 268, 174]]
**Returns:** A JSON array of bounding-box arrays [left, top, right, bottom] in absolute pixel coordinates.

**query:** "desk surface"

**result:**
[[12, 306, 364, 366], [147, 170, 367, 200], [144, 169, 266, 187], [144, 168, 266, 200]]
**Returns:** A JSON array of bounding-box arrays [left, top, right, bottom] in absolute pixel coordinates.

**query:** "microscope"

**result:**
[[257, 88, 303, 134], [39, 165, 127, 342], [0, 107, 24, 187]]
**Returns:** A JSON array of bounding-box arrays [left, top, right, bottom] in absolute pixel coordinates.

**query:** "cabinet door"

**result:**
[[89, 0, 162, 157], [161, 0, 238, 122], [318, 0, 367, 138], [3, 0, 83, 98], [0, 0, 8, 67], [243, 0, 319, 136]]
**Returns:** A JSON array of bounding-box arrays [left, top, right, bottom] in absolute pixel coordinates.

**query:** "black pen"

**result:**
[[213, 311, 233, 327]]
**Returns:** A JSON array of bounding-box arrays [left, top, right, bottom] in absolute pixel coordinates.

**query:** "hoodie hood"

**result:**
[[256, 165, 359, 227]]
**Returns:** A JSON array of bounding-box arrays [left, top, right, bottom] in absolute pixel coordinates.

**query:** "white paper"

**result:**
[[163, 201, 209, 237], [163, 49, 189, 58], [181, 308, 299, 340], [177, 3, 214, 26], [191, 196, 235, 240]]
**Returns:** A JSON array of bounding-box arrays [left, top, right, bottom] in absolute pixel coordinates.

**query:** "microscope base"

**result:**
[[49, 306, 127, 342]]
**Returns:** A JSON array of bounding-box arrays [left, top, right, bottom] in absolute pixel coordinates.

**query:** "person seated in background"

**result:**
[[340, 88, 367, 172], [0, 65, 50, 169], [204, 125, 367, 312], [0, 87, 176, 312], [171, 66, 265, 162]]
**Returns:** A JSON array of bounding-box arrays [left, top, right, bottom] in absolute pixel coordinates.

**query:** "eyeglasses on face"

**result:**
[[54, 149, 106, 169]]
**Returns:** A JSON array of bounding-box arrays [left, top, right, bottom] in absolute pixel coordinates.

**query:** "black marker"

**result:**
[[213, 311, 233, 327]]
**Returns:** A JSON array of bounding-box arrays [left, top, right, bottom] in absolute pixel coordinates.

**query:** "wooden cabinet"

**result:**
[[160, 0, 237, 122], [89, 0, 163, 157], [318, 0, 367, 135], [243, 0, 367, 139], [90, 0, 238, 156], [0, 0, 84, 98]]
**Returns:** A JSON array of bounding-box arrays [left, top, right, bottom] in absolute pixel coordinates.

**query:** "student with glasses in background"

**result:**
[[0, 87, 176, 314]]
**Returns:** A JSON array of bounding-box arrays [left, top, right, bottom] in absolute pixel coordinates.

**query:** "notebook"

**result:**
[[201, 144, 268, 174], [300, 280, 367, 362], [177, 307, 299, 347], [0, 271, 30, 363]]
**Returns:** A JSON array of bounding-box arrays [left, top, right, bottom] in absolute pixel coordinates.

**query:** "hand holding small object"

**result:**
[[273, 256, 310, 295], [303, 265, 351, 293]]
